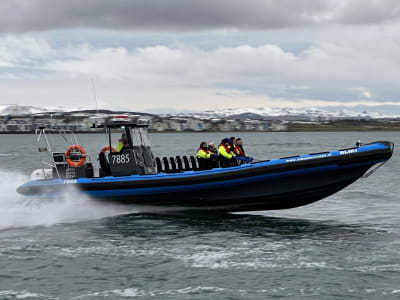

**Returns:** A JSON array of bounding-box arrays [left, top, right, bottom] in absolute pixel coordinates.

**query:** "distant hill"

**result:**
[[0, 104, 67, 115], [175, 107, 400, 120], [68, 109, 154, 116], [0, 105, 153, 117], [1, 104, 399, 121]]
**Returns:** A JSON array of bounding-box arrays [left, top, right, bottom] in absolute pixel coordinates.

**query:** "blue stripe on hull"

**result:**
[[85, 160, 380, 198]]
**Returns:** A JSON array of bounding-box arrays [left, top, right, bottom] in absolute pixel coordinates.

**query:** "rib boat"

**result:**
[[16, 117, 394, 212]]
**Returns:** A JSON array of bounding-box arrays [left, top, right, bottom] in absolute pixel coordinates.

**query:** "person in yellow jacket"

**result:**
[[116, 133, 128, 152], [197, 141, 212, 170], [197, 141, 211, 159], [218, 138, 237, 168]]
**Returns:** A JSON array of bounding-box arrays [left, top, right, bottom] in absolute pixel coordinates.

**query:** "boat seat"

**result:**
[[85, 163, 94, 178], [175, 156, 184, 171], [170, 157, 177, 172], [155, 157, 163, 173], [162, 157, 171, 173], [99, 152, 111, 175], [156, 156, 200, 173], [190, 156, 199, 171], [198, 157, 213, 170], [182, 156, 191, 170]]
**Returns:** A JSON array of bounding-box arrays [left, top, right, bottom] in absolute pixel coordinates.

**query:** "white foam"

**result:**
[[75, 286, 225, 298], [0, 170, 137, 229], [75, 288, 146, 298], [0, 290, 56, 299], [50, 244, 159, 258]]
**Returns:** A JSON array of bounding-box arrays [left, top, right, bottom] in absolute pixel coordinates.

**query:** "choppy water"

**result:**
[[0, 132, 399, 299]]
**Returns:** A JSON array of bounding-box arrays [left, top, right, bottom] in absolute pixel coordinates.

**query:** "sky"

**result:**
[[0, 0, 400, 113]]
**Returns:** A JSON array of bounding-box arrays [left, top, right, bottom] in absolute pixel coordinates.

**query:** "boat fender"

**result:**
[[65, 145, 87, 168]]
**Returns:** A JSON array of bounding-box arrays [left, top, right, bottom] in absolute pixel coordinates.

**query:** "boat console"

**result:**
[[100, 117, 157, 176]]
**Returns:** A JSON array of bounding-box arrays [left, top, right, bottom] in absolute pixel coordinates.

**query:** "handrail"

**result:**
[[33, 127, 90, 179]]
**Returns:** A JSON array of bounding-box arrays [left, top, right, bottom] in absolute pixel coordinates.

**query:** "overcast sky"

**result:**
[[1, 0, 400, 113]]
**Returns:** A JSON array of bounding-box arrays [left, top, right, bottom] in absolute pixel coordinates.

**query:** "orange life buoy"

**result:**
[[99, 145, 117, 154], [65, 145, 86, 168]]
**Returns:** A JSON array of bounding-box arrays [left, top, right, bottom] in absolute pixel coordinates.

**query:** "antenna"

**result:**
[[90, 78, 99, 114]]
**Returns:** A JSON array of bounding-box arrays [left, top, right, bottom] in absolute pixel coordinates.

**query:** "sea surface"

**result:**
[[0, 132, 399, 299]]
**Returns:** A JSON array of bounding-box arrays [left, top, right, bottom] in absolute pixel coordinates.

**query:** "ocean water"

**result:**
[[0, 131, 399, 299]]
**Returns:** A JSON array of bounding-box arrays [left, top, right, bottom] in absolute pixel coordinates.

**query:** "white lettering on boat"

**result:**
[[339, 148, 358, 155], [286, 153, 332, 163], [112, 154, 130, 164], [64, 179, 77, 184]]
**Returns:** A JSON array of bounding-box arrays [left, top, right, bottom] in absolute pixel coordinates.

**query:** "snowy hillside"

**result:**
[[177, 107, 400, 120], [0, 105, 80, 116], [1, 104, 399, 120]]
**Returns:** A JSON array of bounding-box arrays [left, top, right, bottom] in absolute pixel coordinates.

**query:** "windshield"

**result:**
[[130, 127, 151, 147], [109, 126, 127, 149]]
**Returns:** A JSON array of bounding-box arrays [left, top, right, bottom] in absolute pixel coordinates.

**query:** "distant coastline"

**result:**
[[1, 124, 400, 134], [1, 121, 400, 134], [1, 105, 400, 134]]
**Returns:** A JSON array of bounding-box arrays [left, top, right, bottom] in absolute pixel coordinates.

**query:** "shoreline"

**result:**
[[1, 128, 400, 134]]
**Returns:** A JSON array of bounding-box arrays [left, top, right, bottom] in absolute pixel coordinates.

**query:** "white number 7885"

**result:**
[[112, 154, 130, 164]]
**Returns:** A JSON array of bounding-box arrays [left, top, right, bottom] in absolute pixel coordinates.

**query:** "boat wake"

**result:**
[[0, 170, 138, 229]]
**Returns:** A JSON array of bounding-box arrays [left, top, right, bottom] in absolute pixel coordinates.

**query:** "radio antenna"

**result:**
[[90, 78, 99, 114]]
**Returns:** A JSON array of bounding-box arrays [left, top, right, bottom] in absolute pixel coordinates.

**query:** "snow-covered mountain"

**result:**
[[176, 107, 400, 120], [0, 104, 82, 116], [1, 104, 399, 120]]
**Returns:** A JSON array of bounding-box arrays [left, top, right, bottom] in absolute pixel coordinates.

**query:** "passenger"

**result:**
[[234, 138, 253, 163], [234, 137, 246, 165], [230, 137, 236, 151], [208, 141, 220, 168], [218, 138, 237, 168], [208, 142, 217, 154], [234, 138, 246, 157], [116, 133, 128, 152], [197, 141, 212, 170]]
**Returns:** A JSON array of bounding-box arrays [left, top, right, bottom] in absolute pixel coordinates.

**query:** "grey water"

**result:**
[[0, 132, 399, 299]]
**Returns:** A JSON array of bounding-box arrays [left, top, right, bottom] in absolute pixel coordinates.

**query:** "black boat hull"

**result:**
[[17, 141, 394, 212], [97, 161, 372, 212]]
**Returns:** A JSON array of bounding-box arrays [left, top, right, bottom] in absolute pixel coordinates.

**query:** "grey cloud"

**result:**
[[1, 0, 398, 33], [2, 34, 400, 104], [337, 0, 400, 25]]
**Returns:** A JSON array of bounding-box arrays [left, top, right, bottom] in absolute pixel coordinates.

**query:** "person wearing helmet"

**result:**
[[218, 138, 237, 168]]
